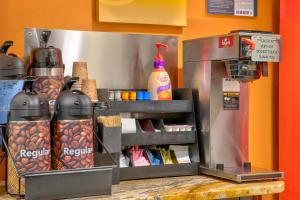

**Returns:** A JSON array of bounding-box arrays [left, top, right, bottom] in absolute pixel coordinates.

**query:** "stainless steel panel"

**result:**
[[32, 68, 64, 76], [183, 31, 283, 183], [184, 61, 248, 168], [24, 28, 178, 89], [210, 61, 249, 168], [183, 35, 240, 62], [183, 61, 211, 166], [183, 31, 281, 62]]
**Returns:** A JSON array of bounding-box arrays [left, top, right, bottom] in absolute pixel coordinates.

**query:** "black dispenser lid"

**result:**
[[30, 30, 64, 69], [55, 77, 93, 120], [0, 41, 25, 78], [9, 77, 49, 121]]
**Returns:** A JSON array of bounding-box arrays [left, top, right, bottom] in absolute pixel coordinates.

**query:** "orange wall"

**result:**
[[0, 0, 279, 193], [279, 0, 300, 199]]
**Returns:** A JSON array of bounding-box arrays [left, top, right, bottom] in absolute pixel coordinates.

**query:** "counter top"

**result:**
[[0, 176, 284, 200]]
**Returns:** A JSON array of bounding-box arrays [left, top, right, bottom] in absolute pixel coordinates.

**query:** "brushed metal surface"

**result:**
[[32, 68, 64, 76], [183, 34, 240, 61], [184, 61, 249, 168], [183, 31, 281, 62], [200, 166, 284, 183], [183, 31, 282, 182], [24, 28, 178, 89]]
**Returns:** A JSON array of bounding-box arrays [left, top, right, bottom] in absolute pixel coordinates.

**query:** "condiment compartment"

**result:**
[[121, 119, 196, 146], [97, 88, 194, 114], [120, 162, 199, 181]]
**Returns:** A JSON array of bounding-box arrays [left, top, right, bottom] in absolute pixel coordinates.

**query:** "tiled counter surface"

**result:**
[[0, 176, 284, 200]]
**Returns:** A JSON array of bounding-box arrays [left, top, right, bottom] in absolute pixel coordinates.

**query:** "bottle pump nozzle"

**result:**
[[154, 43, 168, 68]]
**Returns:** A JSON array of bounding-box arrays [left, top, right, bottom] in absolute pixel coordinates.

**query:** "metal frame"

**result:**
[[0, 124, 116, 200], [96, 88, 201, 181], [183, 31, 283, 183]]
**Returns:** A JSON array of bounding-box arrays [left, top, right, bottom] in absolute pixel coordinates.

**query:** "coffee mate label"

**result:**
[[156, 72, 172, 100]]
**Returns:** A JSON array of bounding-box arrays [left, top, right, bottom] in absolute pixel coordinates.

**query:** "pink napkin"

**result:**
[[129, 146, 150, 167]]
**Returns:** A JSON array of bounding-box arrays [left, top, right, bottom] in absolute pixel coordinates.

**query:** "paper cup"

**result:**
[[81, 79, 98, 102], [72, 62, 88, 82]]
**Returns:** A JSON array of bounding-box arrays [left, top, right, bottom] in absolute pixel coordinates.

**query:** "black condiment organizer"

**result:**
[[95, 88, 200, 181], [122, 119, 196, 146]]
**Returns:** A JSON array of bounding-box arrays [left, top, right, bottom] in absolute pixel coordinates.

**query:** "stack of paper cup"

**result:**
[[72, 62, 88, 90], [81, 79, 98, 102]]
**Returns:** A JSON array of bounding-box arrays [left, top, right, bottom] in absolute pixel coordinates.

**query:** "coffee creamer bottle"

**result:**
[[148, 43, 172, 100]]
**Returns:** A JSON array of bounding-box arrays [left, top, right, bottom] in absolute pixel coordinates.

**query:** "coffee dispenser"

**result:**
[[0, 41, 25, 124], [183, 31, 283, 182], [7, 77, 51, 195], [52, 77, 94, 170], [28, 30, 64, 111]]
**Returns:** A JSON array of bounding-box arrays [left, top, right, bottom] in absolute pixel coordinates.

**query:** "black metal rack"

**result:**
[[122, 130, 196, 146], [95, 88, 200, 181], [0, 125, 115, 200]]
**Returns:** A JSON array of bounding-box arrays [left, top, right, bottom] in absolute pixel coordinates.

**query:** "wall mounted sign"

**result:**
[[207, 0, 257, 17], [251, 35, 281, 62], [97, 0, 187, 27]]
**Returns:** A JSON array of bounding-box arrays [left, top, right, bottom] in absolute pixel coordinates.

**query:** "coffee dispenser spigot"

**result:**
[[39, 30, 51, 48]]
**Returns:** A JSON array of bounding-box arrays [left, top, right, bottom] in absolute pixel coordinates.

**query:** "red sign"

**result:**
[[219, 36, 234, 48]]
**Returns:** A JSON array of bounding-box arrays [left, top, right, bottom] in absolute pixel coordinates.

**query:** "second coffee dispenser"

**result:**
[[28, 30, 64, 111], [52, 77, 94, 170]]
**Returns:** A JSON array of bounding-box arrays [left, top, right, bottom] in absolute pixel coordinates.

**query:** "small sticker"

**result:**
[[222, 79, 240, 92], [223, 92, 240, 110], [219, 36, 234, 48]]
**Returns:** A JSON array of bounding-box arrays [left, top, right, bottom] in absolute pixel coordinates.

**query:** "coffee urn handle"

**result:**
[[0, 41, 13, 54]]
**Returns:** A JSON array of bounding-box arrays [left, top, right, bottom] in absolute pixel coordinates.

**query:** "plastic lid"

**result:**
[[55, 77, 93, 119], [30, 47, 64, 69], [30, 30, 64, 69], [0, 41, 25, 78], [10, 78, 49, 121]]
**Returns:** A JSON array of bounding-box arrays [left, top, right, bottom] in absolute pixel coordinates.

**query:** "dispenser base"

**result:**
[[200, 165, 284, 183]]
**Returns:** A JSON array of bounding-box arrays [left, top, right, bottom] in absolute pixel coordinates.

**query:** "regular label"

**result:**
[[223, 92, 240, 110], [251, 35, 281, 62]]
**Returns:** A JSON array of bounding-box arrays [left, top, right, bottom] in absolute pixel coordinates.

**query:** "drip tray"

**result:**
[[200, 166, 284, 183]]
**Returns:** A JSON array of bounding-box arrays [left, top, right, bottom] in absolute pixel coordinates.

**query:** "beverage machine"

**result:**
[[183, 31, 283, 182]]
